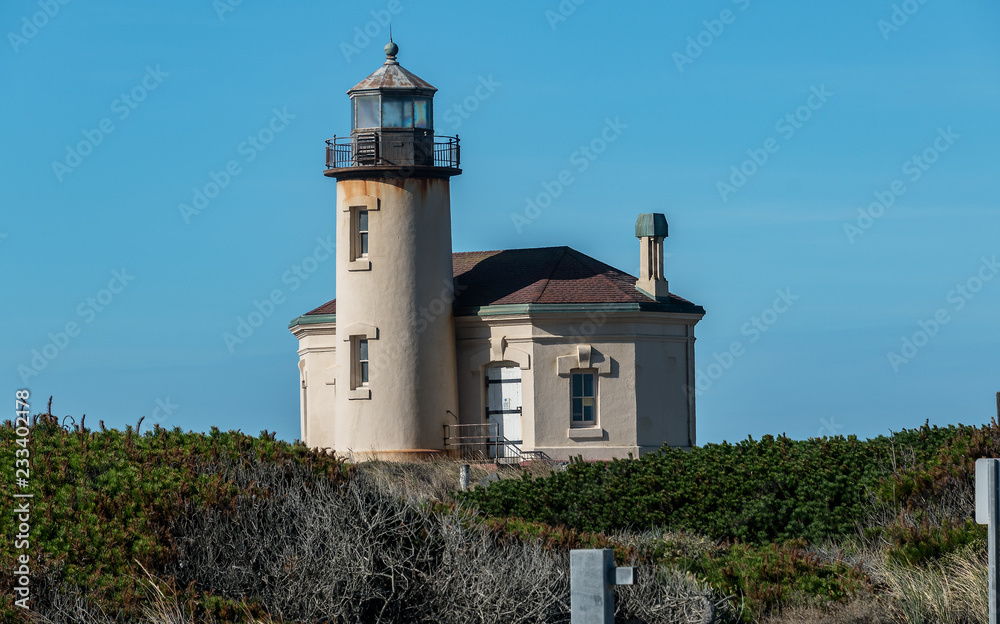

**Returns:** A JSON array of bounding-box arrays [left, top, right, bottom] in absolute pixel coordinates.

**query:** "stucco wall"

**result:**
[[292, 322, 338, 450], [334, 177, 460, 456], [454, 309, 700, 461], [634, 322, 696, 450]]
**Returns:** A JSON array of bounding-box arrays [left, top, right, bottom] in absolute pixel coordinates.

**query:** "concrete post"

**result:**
[[570, 549, 633, 624], [459, 464, 469, 490], [975, 458, 1000, 624]]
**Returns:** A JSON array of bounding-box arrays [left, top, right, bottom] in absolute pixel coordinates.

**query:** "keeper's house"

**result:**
[[289, 41, 705, 462]]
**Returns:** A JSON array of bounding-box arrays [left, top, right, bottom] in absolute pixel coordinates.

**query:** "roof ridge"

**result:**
[[453, 245, 569, 256], [564, 247, 643, 300], [533, 247, 569, 303]]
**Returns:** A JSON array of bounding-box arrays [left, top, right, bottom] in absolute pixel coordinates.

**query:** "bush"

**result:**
[[0, 413, 728, 624], [457, 425, 963, 545], [0, 412, 350, 621], [167, 463, 729, 623]]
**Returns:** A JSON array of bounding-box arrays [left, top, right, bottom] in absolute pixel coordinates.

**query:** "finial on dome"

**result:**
[[384, 27, 398, 59]]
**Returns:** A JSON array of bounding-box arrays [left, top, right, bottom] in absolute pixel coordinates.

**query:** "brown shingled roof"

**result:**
[[302, 246, 703, 317], [305, 299, 336, 315]]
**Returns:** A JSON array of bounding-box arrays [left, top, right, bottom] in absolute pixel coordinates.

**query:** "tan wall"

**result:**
[[454, 310, 700, 461], [292, 323, 338, 450], [334, 177, 460, 456], [634, 323, 696, 450]]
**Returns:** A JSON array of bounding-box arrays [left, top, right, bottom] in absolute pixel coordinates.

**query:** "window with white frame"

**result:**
[[352, 208, 369, 261], [570, 370, 597, 426], [352, 337, 370, 389]]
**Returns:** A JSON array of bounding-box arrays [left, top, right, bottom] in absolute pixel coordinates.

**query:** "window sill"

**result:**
[[348, 388, 371, 400], [348, 260, 371, 272], [567, 426, 604, 440]]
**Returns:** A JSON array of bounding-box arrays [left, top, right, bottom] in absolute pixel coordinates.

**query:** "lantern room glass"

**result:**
[[382, 97, 412, 128], [354, 95, 379, 129], [353, 95, 432, 130], [413, 98, 430, 128]]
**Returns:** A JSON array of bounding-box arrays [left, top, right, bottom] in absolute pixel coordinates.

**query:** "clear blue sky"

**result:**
[[2, 1, 998, 444]]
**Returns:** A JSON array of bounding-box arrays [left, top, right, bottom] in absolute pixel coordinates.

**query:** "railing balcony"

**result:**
[[325, 132, 460, 173]]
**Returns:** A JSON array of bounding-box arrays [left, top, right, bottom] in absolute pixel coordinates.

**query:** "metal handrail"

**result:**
[[444, 423, 551, 463], [325, 133, 460, 170]]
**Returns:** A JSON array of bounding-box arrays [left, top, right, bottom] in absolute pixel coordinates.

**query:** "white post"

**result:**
[[459, 464, 470, 491], [976, 458, 1000, 624], [570, 549, 633, 624]]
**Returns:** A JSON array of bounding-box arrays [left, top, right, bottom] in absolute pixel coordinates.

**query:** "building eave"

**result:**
[[454, 301, 706, 318], [289, 313, 336, 329]]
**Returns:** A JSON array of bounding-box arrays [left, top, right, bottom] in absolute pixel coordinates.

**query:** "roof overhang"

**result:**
[[455, 301, 706, 319]]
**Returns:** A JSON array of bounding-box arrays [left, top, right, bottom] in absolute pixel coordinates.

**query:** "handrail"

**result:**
[[325, 133, 460, 170], [444, 423, 552, 463]]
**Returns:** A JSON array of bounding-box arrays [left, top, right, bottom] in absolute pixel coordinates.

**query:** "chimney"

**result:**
[[634, 213, 669, 301]]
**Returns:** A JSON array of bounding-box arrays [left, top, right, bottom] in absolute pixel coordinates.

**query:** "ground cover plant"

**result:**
[[0, 408, 725, 624], [2, 408, 997, 623]]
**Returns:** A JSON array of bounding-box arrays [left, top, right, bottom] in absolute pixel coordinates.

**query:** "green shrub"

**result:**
[[691, 540, 870, 619], [0, 413, 351, 620], [884, 517, 985, 566], [457, 424, 964, 544]]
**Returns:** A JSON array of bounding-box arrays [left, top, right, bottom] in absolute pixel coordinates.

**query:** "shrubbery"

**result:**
[[0, 413, 724, 624], [0, 412, 351, 621], [456, 424, 964, 544], [3, 412, 996, 623]]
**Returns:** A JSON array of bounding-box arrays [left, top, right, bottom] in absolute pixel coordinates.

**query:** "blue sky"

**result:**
[[2, 1, 998, 445]]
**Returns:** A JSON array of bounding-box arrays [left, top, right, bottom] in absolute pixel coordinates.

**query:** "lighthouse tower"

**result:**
[[326, 40, 462, 458]]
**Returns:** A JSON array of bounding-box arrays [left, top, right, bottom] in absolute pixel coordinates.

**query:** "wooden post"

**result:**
[[459, 464, 469, 491]]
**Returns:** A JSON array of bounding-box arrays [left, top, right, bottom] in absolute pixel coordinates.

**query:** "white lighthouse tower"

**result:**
[[325, 40, 462, 458]]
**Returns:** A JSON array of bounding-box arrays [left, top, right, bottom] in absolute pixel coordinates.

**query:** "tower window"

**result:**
[[350, 208, 370, 264], [350, 336, 370, 390], [343, 324, 377, 400], [358, 339, 369, 386], [344, 196, 377, 271], [357, 210, 369, 257], [571, 371, 596, 425]]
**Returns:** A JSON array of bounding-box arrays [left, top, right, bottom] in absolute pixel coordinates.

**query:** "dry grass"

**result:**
[[771, 542, 987, 624], [164, 459, 727, 623], [873, 545, 987, 624], [356, 457, 562, 503], [760, 600, 896, 624]]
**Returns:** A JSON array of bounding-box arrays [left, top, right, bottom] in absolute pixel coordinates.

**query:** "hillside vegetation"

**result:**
[[2, 410, 997, 623]]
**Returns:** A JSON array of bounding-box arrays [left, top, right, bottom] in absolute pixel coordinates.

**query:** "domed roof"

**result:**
[[347, 41, 437, 95]]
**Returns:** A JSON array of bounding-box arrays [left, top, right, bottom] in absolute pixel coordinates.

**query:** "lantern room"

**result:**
[[322, 39, 460, 174]]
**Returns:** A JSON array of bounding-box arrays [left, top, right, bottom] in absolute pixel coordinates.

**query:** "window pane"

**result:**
[[572, 374, 582, 397], [583, 374, 594, 397], [583, 403, 594, 422], [359, 339, 368, 360], [572, 398, 583, 421], [382, 97, 412, 128], [360, 233, 368, 255], [414, 98, 430, 128], [360, 362, 369, 384], [355, 96, 379, 128], [358, 210, 368, 231]]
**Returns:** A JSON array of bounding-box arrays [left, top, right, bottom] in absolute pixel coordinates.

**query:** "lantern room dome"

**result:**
[[347, 42, 437, 96]]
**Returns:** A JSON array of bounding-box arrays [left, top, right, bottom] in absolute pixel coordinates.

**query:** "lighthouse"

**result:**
[[292, 43, 707, 462], [325, 40, 462, 458]]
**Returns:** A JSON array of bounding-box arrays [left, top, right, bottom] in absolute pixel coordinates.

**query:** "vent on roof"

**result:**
[[635, 213, 669, 301]]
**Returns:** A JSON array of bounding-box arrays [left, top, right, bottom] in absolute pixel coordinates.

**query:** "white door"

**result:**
[[486, 366, 522, 458]]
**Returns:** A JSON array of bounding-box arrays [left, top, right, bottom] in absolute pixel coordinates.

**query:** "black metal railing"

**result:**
[[443, 423, 551, 464], [325, 133, 460, 170]]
